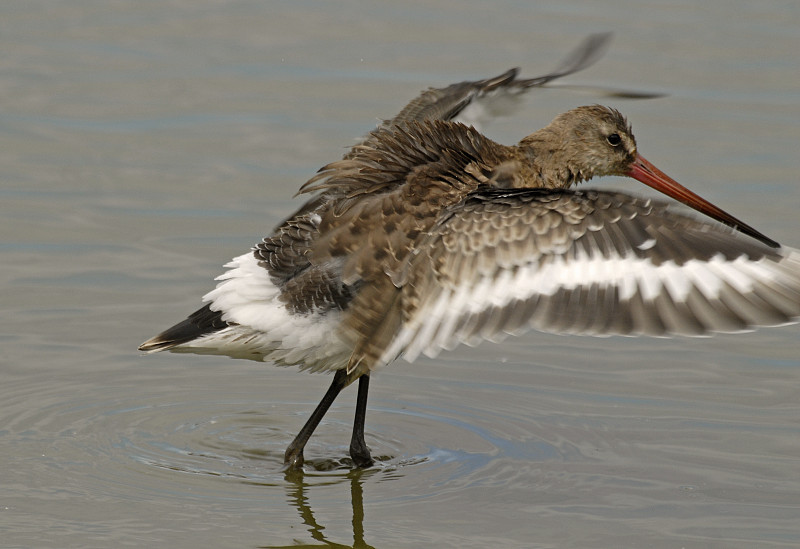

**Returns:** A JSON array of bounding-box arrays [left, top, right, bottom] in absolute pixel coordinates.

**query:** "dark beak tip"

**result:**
[[627, 155, 780, 250]]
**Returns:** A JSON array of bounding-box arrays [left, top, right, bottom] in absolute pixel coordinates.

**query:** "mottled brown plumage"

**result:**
[[139, 41, 799, 470], [248, 106, 781, 373]]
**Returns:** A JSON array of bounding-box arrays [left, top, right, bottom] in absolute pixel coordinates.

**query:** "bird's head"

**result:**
[[518, 105, 778, 248]]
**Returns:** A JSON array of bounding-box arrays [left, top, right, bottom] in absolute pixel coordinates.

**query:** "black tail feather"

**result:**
[[138, 304, 228, 352]]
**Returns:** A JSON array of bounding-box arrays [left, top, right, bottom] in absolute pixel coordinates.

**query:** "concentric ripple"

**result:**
[[2, 363, 582, 503]]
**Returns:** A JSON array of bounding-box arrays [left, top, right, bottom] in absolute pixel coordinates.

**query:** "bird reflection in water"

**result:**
[[262, 469, 375, 549]]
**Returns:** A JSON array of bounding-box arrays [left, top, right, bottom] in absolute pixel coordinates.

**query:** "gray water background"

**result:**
[[2, 1, 799, 547]]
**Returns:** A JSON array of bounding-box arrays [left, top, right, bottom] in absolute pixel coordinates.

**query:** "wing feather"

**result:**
[[383, 33, 614, 129], [365, 189, 800, 367]]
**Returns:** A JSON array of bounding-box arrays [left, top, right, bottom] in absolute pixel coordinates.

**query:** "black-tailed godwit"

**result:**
[[139, 38, 800, 469]]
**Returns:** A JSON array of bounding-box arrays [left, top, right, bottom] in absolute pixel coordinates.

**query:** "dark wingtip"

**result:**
[[517, 33, 665, 100], [544, 83, 667, 99]]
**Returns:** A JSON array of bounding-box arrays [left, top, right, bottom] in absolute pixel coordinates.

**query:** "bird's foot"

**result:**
[[283, 447, 305, 470], [350, 442, 373, 469]]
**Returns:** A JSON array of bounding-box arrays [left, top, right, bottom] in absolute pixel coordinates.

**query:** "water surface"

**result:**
[[2, 1, 799, 548]]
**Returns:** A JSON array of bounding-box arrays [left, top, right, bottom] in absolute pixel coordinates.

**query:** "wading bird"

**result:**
[[139, 36, 800, 469]]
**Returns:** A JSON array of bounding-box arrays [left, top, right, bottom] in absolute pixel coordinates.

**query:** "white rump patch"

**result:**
[[173, 252, 350, 372]]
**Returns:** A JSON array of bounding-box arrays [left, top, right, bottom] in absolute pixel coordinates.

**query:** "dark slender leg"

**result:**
[[284, 369, 349, 469], [349, 374, 373, 468]]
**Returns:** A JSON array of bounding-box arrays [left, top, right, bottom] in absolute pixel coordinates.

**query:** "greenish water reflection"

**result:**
[[263, 469, 376, 549]]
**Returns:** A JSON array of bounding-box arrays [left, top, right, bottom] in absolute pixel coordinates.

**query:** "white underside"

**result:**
[[453, 89, 525, 132], [171, 252, 351, 372]]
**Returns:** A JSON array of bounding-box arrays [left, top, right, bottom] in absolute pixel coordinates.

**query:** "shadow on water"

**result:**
[[261, 468, 376, 549]]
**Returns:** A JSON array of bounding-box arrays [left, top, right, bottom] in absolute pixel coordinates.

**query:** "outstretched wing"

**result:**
[[382, 33, 615, 130], [363, 189, 800, 368], [376, 32, 660, 133]]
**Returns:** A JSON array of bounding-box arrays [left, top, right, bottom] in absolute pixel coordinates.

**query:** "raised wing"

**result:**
[[384, 33, 611, 129], [364, 189, 800, 368], [380, 33, 660, 132]]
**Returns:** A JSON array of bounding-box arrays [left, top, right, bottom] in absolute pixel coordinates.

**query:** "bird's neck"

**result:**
[[515, 129, 587, 189]]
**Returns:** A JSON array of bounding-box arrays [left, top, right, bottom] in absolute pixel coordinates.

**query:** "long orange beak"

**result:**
[[626, 154, 779, 248]]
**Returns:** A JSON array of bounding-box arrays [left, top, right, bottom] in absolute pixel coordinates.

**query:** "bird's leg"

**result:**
[[284, 368, 351, 469], [349, 374, 373, 468]]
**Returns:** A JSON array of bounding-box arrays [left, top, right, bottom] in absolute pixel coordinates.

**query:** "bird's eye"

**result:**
[[606, 133, 622, 147]]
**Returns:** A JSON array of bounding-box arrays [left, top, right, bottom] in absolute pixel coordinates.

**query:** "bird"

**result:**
[[138, 39, 800, 470]]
